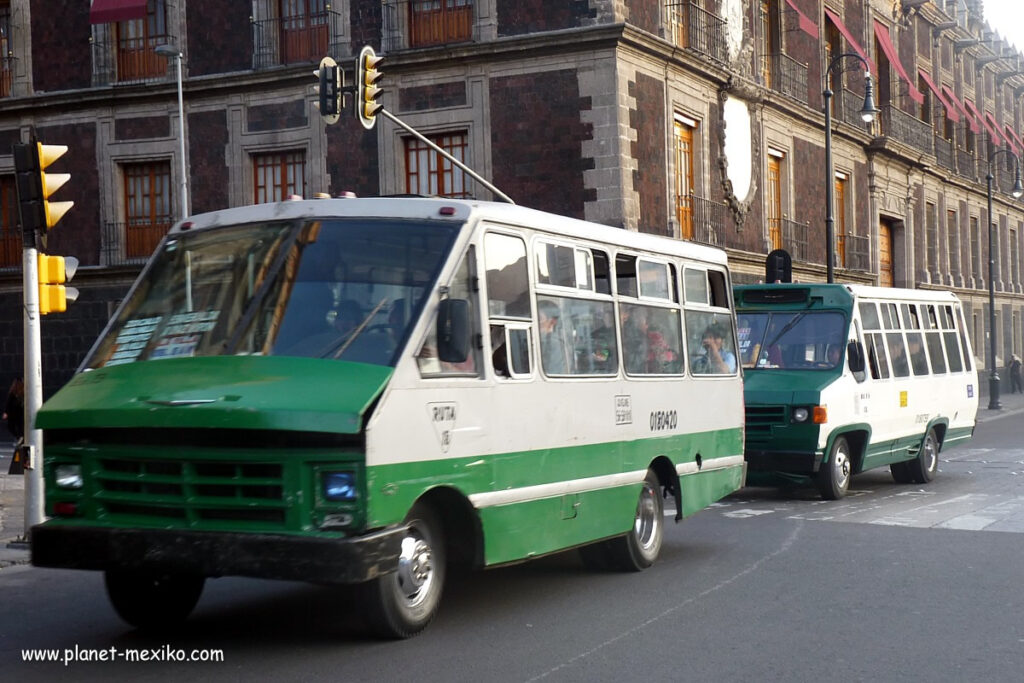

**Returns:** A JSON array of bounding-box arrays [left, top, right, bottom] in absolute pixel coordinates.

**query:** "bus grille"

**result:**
[[95, 458, 287, 528], [744, 406, 787, 440]]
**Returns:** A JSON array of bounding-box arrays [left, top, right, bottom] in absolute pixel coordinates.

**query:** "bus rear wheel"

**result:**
[[908, 428, 939, 484], [358, 503, 446, 639], [104, 571, 205, 631], [816, 436, 851, 500], [586, 470, 664, 572], [890, 460, 914, 484]]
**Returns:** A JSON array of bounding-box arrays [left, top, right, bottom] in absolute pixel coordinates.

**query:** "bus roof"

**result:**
[[171, 197, 729, 266], [735, 282, 961, 307]]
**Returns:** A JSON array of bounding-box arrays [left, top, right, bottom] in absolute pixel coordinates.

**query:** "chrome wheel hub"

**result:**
[[396, 534, 433, 605]]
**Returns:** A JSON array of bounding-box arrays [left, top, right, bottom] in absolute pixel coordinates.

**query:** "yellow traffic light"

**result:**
[[38, 254, 79, 315], [356, 46, 383, 130], [37, 143, 74, 229], [13, 139, 75, 249]]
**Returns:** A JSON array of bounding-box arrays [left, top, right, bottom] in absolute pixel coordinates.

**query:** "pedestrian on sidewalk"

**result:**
[[1010, 355, 1023, 394], [4, 377, 25, 474], [3, 377, 24, 441]]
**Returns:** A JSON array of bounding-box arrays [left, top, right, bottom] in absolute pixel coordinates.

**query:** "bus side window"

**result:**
[[491, 324, 531, 379], [859, 302, 880, 330], [886, 333, 910, 377], [707, 270, 729, 308], [865, 332, 889, 379], [616, 254, 638, 297], [905, 332, 928, 375]]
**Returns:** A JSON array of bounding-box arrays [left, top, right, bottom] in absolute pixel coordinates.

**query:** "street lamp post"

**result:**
[[984, 149, 1023, 410], [823, 53, 878, 283], [155, 44, 188, 219]]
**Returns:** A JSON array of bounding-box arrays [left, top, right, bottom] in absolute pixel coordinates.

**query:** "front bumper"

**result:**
[[744, 449, 824, 475], [31, 523, 403, 584]]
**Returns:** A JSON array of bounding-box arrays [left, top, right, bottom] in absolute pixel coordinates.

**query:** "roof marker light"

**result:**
[[439, 206, 456, 216]]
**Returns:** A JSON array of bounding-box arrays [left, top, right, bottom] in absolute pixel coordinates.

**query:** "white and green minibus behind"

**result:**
[[735, 283, 978, 499], [33, 197, 745, 637]]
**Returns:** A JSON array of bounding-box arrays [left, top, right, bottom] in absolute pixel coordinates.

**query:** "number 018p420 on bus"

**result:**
[[32, 197, 746, 638]]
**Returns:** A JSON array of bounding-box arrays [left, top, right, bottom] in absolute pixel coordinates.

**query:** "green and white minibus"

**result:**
[[735, 283, 978, 500], [33, 197, 745, 637]]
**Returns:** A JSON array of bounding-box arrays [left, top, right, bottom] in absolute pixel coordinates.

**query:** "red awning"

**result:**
[[964, 99, 1001, 143], [1006, 126, 1024, 150], [942, 85, 979, 133], [916, 69, 958, 122], [1003, 126, 1020, 154], [784, 0, 819, 40], [986, 113, 1010, 149], [873, 20, 924, 105], [824, 7, 875, 74], [90, 0, 148, 25]]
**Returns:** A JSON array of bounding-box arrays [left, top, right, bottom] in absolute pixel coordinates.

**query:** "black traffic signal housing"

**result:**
[[313, 56, 342, 125], [12, 140, 74, 249], [356, 46, 383, 129], [38, 254, 79, 315]]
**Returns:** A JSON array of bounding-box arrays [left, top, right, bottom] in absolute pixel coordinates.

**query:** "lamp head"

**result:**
[[860, 73, 880, 123], [154, 44, 181, 58], [1013, 170, 1023, 199]]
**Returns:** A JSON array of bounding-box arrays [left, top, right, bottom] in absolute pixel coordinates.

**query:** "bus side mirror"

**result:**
[[437, 298, 470, 363], [847, 340, 865, 377]]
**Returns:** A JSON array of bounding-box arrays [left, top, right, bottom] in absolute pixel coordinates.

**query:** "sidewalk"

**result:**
[[0, 443, 29, 569]]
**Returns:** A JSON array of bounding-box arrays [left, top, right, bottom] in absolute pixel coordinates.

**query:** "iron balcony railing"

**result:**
[[840, 233, 870, 273], [760, 53, 809, 105], [934, 135, 955, 171], [252, 8, 343, 70], [878, 104, 933, 152], [779, 217, 809, 263], [0, 52, 13, 97], [91, 38, 173, 87], [102, 221, 170, 266], [956, 147, 977, 180], [382, 0, 475, 52], [665, 2, 728, 64], [678, 193, 730, 247]]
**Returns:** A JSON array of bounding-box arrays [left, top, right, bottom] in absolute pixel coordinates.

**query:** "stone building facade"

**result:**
[[0, 0, 1022, 396]]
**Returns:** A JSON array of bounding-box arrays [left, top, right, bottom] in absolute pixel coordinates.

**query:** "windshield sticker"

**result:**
[[151, 334, 201, 360], [107, 316, 162, 366], [163, 310, 219, 335]]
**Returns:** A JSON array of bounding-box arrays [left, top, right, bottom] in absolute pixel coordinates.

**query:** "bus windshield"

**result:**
[[737, 311, 847, 370], [86, 218, 460, 369]]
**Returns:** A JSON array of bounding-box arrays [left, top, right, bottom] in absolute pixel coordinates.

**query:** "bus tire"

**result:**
[[890, 460, 914, 484], [603, 470, 664, 572], [816, 436, 851, 500], [104, 571, 204, 631], [908, 427, 939, 484], [359, 503, 446, 639]]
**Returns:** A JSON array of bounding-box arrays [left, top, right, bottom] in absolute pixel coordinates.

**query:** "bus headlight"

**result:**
[[55, 463, 83, 489], [322, 471, 357, 501], [792, 407, 810, 423]]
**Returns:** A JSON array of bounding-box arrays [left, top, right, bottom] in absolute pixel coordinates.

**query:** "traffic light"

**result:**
[[356, 46, 383, 130], [37, 254, 79, 315], [313, 56, 342, 125], [13, 140, 74, 248]]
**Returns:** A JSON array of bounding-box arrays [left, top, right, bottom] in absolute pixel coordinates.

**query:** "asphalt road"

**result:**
[[2, 413, 1022, 682]]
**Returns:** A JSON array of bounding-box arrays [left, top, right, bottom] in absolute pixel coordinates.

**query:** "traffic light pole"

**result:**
[[379, 108, 515, 205], [20, 241, 45, 536]]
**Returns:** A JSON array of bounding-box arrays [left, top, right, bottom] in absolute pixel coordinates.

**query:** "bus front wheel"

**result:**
[[104, 571, 205, 631], [816, 436, 851, 500], [359, 502, 446, 638], [908, 428, 939, 484]]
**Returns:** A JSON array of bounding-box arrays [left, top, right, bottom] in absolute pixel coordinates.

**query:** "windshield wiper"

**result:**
[[763, 312, 807, 351], [318, 297, 390, 360]]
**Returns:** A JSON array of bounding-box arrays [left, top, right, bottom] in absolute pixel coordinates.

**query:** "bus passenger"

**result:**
[[538, 300, 570, 374], [691, 322, 736, 374]]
